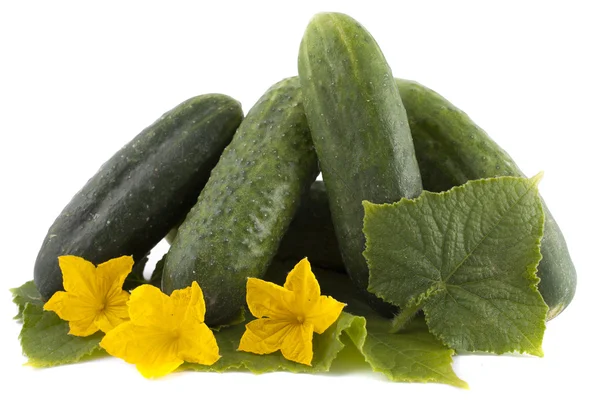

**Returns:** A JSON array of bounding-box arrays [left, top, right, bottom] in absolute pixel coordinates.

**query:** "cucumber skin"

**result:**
[[162, 77, 319, 326], [165, 181, 345, 271], [283, 79, 576, 320], [165, 181, 343, 270], [298, 13, 423, 316], [34, 94, 243, 300], [397, 79, 576, 320], [276, 181, 344, 271]]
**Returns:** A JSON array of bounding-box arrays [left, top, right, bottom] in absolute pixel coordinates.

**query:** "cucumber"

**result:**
[[34, 94, 243, 300], [165, 181, 344, 271], [298, 13, 423, 316], [276, 181, 344, 271], [162, 77, 319, 326], [278, 79, 577, 320], [397, 78, 576, 320], [164, 181, 343, 271]]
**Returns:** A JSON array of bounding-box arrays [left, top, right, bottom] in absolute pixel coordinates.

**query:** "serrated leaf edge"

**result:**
[[364, 175, 548, 356], [426, 176, 547, 356], [19, 303, 104, 368], [10, 281, 44, 321]]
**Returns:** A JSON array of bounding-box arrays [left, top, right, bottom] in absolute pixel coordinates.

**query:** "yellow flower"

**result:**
[[238, 258, 345, 365], [100, 282, 220, 378], [44, 255, 133, 336]]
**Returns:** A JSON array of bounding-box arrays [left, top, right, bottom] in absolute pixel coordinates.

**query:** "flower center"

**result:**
[[296, 315, 305, 324], [171, 328, 182, 341]]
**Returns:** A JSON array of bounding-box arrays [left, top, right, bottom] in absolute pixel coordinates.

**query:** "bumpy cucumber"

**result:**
[[397, 78, 576, 319], [34, 94, 243, 300], [165, 181, 343, 270], [298, 13, 423, 315], [162, 77, 319, 326]]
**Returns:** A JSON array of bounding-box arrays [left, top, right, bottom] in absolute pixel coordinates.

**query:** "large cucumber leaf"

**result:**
[[364, 175, 548, 356]]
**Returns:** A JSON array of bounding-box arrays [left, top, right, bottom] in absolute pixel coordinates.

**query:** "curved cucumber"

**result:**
[[34, 94, 243, 300], [298, 13, 423, 316], [162, 77, 319, 326], [397, 78, 576, 320]]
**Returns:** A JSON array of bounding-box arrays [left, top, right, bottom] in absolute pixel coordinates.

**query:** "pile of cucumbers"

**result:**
[[33, 13, 576, 326]]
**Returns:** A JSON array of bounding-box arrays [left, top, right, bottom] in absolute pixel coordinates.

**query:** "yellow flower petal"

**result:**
[[96, 255, 134, 299], [94, 288, 130, 333], [106, 290, 131, 320], [43, 290, 69, 316], [128, 284, 173, 329], [175, 282, 219, 365], [94, 313, 120, 334], [238, 319, 315, 365], [246, 278, 295, 320], [283, 258, 321, 304], [44, 291, 100, 337], [178, 322, 220, 366], [305, 295, 346, 334], [280, 322, 314, 366], [172, 281, 206, 324], [58, 256, 100, 302], [68, 314, 100, 337], [238, 318, 294, 355], [100, 322, 183, 379], [44, 291, 99, 321]]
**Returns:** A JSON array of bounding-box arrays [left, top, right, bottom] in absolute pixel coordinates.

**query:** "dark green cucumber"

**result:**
[[298, 13, 423, 316], [397, 78, 576, 320], [162, 77, 319, 326], [34, 94, 243, 300], [276, 181, 344, 271]]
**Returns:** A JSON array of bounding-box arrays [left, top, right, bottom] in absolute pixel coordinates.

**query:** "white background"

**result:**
[[1, 1, 598, 414]]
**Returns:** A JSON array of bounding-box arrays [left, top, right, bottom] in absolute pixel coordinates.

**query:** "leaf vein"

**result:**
[[442, 180, 537, 283], [451, 285, 537, 350]]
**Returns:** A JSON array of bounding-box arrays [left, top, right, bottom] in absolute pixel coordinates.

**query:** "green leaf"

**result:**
[[11, 281, 43, 321], [185, 310, 362, 374], [19, 303, 105, 367], [347, 317, 468, 388], [364, 175, 548, 356], [188, 261, 467, 388]]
